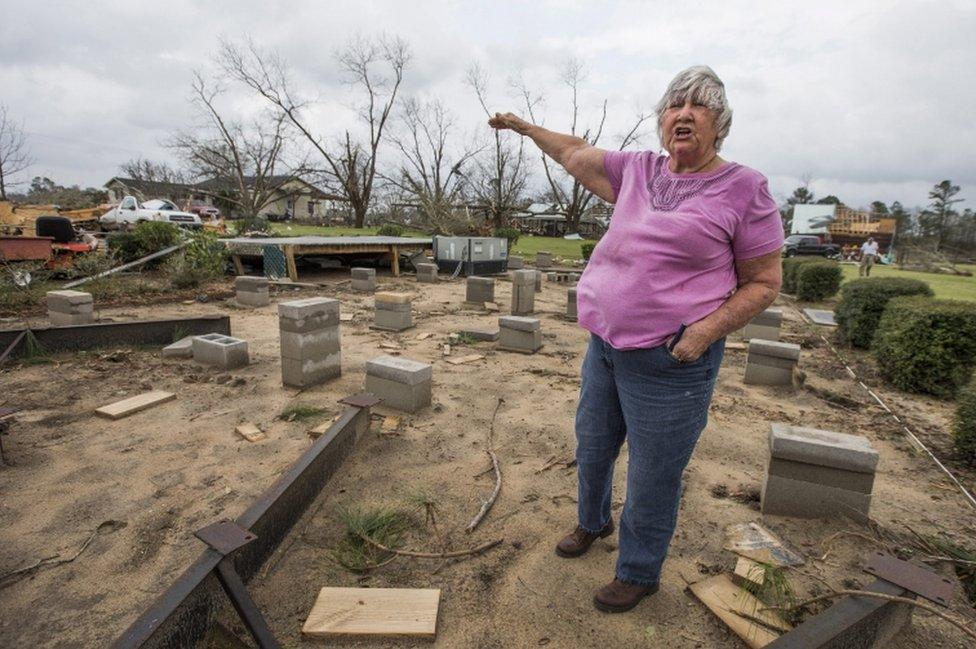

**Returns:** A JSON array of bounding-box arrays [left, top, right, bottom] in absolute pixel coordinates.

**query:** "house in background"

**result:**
[[792, 203, 896, 248], [103, 175, 348, 220], [511, 201, 610, 238]]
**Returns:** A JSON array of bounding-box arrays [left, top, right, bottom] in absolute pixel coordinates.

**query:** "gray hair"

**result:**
[[655, 65, 733, 152]]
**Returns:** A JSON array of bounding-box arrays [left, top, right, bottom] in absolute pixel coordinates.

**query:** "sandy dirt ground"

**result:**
[[1, 269, 974, 648]]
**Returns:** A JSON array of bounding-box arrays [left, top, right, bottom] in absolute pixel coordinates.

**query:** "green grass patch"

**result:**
[[331, 506, 412, 572], [510, 235, 592, 262], [278, 404, 330, 422]]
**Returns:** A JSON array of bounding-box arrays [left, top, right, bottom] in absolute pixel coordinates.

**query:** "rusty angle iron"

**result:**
[[864, 551, 955, 607], [194, 520, 257, 556]]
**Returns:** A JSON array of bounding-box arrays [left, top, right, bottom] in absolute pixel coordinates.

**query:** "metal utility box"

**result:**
[[432, 236, 508, 276]]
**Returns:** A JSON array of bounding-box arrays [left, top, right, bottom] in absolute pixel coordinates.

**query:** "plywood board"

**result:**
[[733, 556, 766, 588], [689, 574, 788, 648], [302, 587, 440, 638], [724, 522, 805, 567], [235, 423, 266, 442], [95, 390, 175, 420]]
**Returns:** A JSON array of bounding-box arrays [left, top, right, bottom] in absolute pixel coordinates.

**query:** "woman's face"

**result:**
[[661, 97, 718, 162]]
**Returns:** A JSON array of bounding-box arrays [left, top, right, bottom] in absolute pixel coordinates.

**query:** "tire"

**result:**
[[785, 249, 797, 258]]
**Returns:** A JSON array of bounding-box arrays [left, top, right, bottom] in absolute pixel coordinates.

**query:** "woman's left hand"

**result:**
[[668, 323, 713, 363]]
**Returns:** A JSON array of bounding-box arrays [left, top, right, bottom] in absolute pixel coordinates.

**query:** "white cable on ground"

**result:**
[[785, 296, 976, 509]]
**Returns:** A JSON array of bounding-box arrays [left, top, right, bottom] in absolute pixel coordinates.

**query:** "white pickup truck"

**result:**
[[99, 196, 203, 230]]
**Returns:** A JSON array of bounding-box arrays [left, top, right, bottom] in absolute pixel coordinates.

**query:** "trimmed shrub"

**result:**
[[781, 257, 821, 294], [377, 223, 404, 237], [953, 377, 976, 464], [232, 214, 271, 236], [873, 296, 976, 397], [795, 261, 842, 301], [492, 227, 521, 246], [107, 222, 180, 265], [164, 229, 228, 289], [835, 278, 934, 348], [581, 241, 596, 260], [106, 232, 143, 263]]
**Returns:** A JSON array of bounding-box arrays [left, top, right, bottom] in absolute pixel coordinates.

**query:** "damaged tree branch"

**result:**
[[466, 397, 504, 533]]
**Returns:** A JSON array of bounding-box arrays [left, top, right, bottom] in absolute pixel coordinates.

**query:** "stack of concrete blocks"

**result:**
[[761, 423, 879, 521], [415, 263, 438, 283], [192, 333, 249, 370], [511, 269, 536, 316], [742, 307, 782, 342], [567, 287, 578, 321], [46, 290, 94, 326], [744, 339, 801, 386], [535, 270, 544, 292], [508, 255, 524, 270], [364, 355, 431, 413], [535, 251, 553, 268], [351, 267, 376, 292], [465, 276, 495, 307], [234, 276, 270, 307], [373, 292, 413, 332], [498, 316, 542, 353], [279, 297, 341, 387]]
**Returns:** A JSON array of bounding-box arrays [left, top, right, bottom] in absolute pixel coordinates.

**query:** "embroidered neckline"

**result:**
[[647, 158, 739, 211]]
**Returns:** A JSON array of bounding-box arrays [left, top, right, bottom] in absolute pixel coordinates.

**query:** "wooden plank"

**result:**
[[302, 587, 440, 638], [733, 556, 766, 588], [689, 574, 788, 648], [391, 244, 400, 276], [235, 423, 266, 442], [284, 245, 299, 282], [95, 390, 176, 420], [232, 254, 244, 276], [445, 354, 485, 365], [724, 522, 805, 567]]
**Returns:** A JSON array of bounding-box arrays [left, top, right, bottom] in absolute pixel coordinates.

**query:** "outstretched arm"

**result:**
[[488, 112, 616, 203]]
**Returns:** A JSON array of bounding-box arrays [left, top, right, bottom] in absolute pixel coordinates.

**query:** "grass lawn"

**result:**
[[840, 262, 976, 302], [260, 222, 594, 261]]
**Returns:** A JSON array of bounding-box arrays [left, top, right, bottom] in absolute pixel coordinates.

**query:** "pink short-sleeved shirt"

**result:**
[[576, 150, 784, 350]]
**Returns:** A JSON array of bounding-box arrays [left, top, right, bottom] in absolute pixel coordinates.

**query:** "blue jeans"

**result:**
[[575, 333, 724, 586]]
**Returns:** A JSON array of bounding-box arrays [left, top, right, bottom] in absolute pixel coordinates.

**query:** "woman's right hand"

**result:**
[[488, 112, 533, 136]]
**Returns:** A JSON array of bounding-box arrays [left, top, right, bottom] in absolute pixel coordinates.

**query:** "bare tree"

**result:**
[[0, 104, 33, 201], [465, 63, 530, 229], [515, 59, 650, 233], [169, 72, 297, 219], [118, 158, 187, 184], [218, 35, 409, 228], [384, 98, 481, 233]]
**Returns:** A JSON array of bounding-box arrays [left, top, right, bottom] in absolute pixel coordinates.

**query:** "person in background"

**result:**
[[489, 65, 783, 613], [860, 237, 879, 276]]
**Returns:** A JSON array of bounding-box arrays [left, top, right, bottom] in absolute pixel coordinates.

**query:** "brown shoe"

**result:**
[[554, 519, 615, 558], [593, 578, 659, 613]]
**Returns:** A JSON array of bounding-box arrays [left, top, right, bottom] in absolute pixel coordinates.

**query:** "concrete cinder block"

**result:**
[[498, 327, 543, 353], [768, 457, 875, 493], [351, 267, 377, 292], [364, 355, 432, 413], [743, 363, 793, 386], [499, 315, 540, 332], [769, 423, 879, 474], [192, 333, 249, 369], [535, 251, 553, 268], [465, 276, 495, 305], [374, 309, 413, 331], [535, 270, 543, 292], [375, 291, 411, 304], [744, 339, 800, 386], [237, 289, 270, 307], [507, 255, 524, 269], [415, 263, 438, 283], [280, 328, 341, 360], [282, 354, 342, 387], [749, 339, 801, 360], [511, 269, 536, 316], [162, 335, 195, 358], [364, 374, 432, 413], [742, 309, 783, 342], [512, 269, 535, 285], [234, 275, 269, 291], [567, 287, 578, 321], [46, 290, 93, 313], [49, 311, 94, 326], [365, 355, 432, 385], [761, 473, 872, 521], [278, 298, 341, 333]]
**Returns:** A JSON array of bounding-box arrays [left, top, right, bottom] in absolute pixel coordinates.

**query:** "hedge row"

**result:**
[[873, 297, 976, 397], [953, 378, 976, 464], [835, 278, 934, 348], [796, 262, 843, 301], [781, 257, 820, 294]]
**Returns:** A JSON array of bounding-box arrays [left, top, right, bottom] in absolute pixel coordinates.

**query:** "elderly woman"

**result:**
[[489, 66, 783, 613]]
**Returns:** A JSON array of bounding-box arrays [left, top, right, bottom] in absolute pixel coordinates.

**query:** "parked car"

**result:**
[[186, 203, 220, 220], [99, 196, 203, 230], [782, 234, 840, 258]]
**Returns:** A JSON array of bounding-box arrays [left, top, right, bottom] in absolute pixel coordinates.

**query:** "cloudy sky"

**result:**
[[1, 0, 973, 210]]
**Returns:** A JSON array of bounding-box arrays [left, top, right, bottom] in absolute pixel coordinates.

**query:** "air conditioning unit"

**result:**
[[432, 236, 508, 276]]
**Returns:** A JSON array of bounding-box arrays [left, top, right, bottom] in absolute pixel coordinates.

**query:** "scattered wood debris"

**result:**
[[95, 391, 175, 420], [308, 416, 341, 439], [416, 332, 434, 340], [724, 522, 805, 567], [235, 423, 266, 443], [689, 573, 790, 648], [445, 354, 484, 365], [302, 587, 440, 638]]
